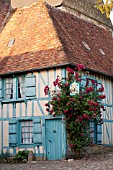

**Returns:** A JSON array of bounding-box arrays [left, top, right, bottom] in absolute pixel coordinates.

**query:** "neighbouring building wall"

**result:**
[[62, 0, 112, 29], [11, 0, 39, 8], [11, 0, 63, 8], [0, 0, 11, 31]]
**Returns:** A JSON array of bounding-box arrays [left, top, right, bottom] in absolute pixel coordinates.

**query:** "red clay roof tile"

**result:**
[[0, 2, 113, 76], [47, 4, 113, 76], [0, 2, 68, 75]]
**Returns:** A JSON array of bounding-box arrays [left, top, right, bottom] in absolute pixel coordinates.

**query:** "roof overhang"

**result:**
[[0, 62, 113, 79]]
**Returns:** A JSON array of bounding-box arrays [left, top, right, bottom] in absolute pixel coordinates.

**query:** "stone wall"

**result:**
[[62, 0, 112, 28], [11, 0, 63, 8]]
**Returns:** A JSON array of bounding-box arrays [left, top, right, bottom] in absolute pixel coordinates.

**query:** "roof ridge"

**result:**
[[0, 5, 12, 32], [46, 3, 109, 31], [46, 3, 71, 64]]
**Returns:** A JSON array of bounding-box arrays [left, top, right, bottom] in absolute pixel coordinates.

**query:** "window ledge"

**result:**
[[18, 144, 34, 148], [18, 143, 41, 148], [1, 97, 37, 103]]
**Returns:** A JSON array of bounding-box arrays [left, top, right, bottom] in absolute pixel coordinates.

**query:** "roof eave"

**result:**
[[0, 63, 70, 77], [69, 63, 113, 78], [0, 62, 113, 78]]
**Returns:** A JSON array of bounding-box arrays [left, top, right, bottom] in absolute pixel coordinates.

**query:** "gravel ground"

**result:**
[[1, 146, 113, 170], [1, 154, 113, 170]]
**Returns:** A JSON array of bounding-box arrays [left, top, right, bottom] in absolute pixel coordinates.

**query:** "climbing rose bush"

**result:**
[[44, 64, 106, 155]]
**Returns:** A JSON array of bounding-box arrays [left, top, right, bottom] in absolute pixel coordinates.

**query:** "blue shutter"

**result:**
[[80, 77, 86, 91], [89, 120, 97, 144], [0, 79, 3, 100], [97, 80, 102, 101], [89, 120, 95, 138], [97, 123, 102, 144], [33, 118, 42, 144], [97, 80, 103, 102], [25, 75, 36, 97], [9, 120, 17, 147], [96, 80, 102, 143], [97, 80, 102, 89], [97, 81, 102, 92]]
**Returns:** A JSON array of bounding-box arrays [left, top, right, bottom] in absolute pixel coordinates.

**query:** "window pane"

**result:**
[[5, 78, 13, 99], [18, 76, 25, 98], [21, 120, 33, 144]]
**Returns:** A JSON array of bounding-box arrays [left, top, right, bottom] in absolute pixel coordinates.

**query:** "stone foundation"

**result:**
[[0, 156, 45, 163]]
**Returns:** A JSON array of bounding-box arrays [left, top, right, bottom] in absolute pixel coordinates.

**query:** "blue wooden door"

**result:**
[[45, 119, 63, 160]]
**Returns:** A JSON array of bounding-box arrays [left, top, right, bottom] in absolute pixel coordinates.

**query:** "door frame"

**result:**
[[42, 115, 66, 160]]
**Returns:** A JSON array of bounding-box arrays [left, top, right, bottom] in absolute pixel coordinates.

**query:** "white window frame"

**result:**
[[4, 77, 13, 100], [20, 120, 33, 144]]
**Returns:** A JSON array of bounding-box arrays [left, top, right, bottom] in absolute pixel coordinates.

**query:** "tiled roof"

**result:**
[[0, 2, 68, 75], [48, 4, 113, 76], [0, 0, 10, 29], [0, 2, 113, 76]]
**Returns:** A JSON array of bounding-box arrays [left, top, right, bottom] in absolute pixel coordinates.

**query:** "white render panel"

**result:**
[[3, 121, 9, 147]]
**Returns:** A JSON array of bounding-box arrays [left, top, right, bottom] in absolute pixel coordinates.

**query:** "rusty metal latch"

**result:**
[[49, 140, 52, 142]]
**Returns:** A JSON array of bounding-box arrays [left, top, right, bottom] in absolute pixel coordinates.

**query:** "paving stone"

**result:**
[[28, 151, 34, 162]]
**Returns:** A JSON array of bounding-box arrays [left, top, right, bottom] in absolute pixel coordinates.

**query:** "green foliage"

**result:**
[[95, 0, 113, 18], [44, 64, 106, 157], [15, 150, 29, 160]]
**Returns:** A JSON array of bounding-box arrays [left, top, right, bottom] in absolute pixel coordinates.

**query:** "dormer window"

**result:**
[[99, 49, 105, 55], [8, 38, 15, 47], [82, 41, 91, 51]]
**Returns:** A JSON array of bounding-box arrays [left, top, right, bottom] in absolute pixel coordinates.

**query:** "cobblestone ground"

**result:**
[[1, 152, 113, 170]]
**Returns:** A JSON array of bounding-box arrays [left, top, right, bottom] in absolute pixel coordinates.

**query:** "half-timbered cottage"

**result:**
[[0, 1, 113, 160]]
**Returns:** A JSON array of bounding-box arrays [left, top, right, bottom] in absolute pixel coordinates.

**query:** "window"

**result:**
[[2, 75, 36, 101], [81, 76, 97, 91], [18, 76, 25, 98], [9, 118, 42, 147], [81, 76, 103, 144], [86, 78, 97, 89], [4, 77, 13, 99], [21, 120, 33, 144]]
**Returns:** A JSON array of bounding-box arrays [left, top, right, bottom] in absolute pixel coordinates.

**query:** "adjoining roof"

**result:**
[[0, 2, 113, 76], [62, 0, 112, 28], [0, 0, 10, 30]]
